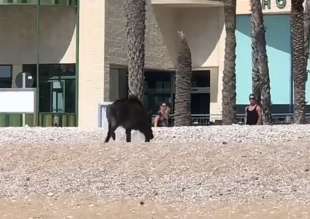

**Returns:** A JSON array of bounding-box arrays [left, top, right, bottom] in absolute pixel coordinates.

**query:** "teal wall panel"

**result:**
[[236, 15, 291, 105], [236, 15, 252, 104]]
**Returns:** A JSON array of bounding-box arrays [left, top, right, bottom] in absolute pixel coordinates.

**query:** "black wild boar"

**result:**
[[104, 96, 154, 143]]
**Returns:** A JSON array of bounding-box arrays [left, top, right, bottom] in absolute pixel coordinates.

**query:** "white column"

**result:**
[[78, 0, 106, 128], [210, 7, 225, 122]]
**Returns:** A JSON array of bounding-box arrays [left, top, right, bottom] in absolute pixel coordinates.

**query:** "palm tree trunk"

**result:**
[[250, 0, 272, 124], [222, 0, 237, 125], [126, 0, 146, 101], [292, 0, 306, 124], [251, 25, 261, 103], [304, 0, 310, 82], [174, 31, 192, 126]]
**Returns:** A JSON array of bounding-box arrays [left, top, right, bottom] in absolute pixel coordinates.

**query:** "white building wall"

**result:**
[[0, 6, 76, 64], [177, 7, 223, 68], [152, 6, 225, 120]]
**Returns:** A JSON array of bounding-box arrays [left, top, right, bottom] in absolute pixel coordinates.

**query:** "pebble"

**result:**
[[47, 193, 54, 197], [0, 125, 309, 146], [0, 126, 308, 204]]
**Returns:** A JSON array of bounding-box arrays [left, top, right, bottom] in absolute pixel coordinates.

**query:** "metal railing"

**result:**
[[38, 112, 77, 127], [237, 113, 310, 124], [0, 112, 77, 127], [0, 113, 34, 127], [153, 113, 310, 126], [191, 114, 210, 126], [153, 114, 212, 126]]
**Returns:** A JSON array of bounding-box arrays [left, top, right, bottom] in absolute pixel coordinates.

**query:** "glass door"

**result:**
[[26, 64, 77, 127], [51, 80, 65, 113]]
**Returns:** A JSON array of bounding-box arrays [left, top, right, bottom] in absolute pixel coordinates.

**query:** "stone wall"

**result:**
[[104, 0, 173, 100]]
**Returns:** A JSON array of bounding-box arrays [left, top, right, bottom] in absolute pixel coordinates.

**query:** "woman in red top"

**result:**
[[154, 103, 170, 127]]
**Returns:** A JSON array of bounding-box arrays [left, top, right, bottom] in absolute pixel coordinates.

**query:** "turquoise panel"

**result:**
[[236, 15, 291, 105], [236, 15, 252, 104]]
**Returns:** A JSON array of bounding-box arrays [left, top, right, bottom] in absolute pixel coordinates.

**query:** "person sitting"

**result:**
[[154, 102, 170, 127], [245, 94, 262, 125]]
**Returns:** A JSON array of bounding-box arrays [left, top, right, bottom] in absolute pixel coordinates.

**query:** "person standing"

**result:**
[[245, 94, 262, 125]]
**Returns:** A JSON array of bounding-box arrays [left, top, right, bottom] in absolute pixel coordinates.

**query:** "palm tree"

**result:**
[[174, 31, 192, 126], [304, 0, 310, 81], [222, 0, 237, 125], [250, 0, 272, 124], [291, 0, 307, 124], [251, 37, 261, 103], [126, 0, 146, 101]]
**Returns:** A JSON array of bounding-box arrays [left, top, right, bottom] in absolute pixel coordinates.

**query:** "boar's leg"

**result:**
[[104, 125, 113, 143], [111, 132, 116, 140], [144, 133, 151, 142], [139, 127, 153, 142], [125, 129, 131, 142], [104, 131, 111, 143], [104, 121, 117, 143]]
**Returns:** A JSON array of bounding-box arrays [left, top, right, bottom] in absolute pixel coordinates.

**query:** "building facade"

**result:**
[[0, 0, 309, 127], [0, 0, 78, 127]]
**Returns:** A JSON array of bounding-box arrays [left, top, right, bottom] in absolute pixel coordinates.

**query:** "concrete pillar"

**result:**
[[210, 8, 225, 122], [209, 68, 220, 122], [78, 0, 105, 128]]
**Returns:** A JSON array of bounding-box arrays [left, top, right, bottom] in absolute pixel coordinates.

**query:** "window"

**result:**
[[144, 71, 173, 114], [0, 0, 77, 6], [40, 0, 77, 6], [0, 65, 12, 88], [192, 71, 210, 87], [40, 64, 76, 113], [22, 64, 76, 113], [109, 67, 128, 101]]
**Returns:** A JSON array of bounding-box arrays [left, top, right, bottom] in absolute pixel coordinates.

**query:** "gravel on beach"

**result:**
[[0, 125, 310, 207], [1, 124, 310, 146]]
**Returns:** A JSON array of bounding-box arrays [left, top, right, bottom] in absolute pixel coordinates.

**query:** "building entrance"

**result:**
[[144, 70, 210, 115], [109, 67, 211, 125]]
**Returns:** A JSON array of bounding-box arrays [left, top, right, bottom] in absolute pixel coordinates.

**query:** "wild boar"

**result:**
[[104, 96, 154, 143]]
